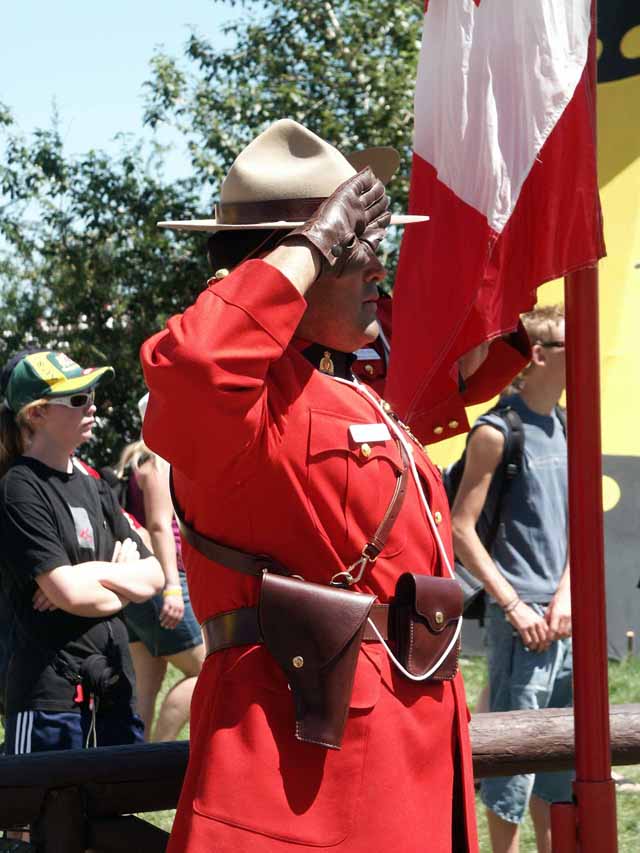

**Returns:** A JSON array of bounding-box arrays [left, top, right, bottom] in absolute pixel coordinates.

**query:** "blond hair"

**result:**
[[502, 304, 565, 395], [114, 439, 154, 479], [521, 304, 565, 345], [0, 399, 49, 478]]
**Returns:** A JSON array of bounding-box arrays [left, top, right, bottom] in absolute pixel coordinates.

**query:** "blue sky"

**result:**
[[1, 1, 242, 180]]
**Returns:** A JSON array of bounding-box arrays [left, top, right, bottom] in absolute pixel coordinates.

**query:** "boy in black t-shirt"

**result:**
[[0, 349, 163, 752]]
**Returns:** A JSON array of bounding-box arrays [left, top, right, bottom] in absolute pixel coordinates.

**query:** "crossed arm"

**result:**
[[33, 539, 163, 618], [450, 425, 571, 652]]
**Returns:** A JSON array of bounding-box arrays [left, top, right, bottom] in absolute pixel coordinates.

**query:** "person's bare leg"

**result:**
[[152, 644, 205, 742], [487, 809, 520, 853], [529, 794, 551, 853], [129, 641, 167, 740], [6, 830, 30, 842], [475, 683, 491, 714]]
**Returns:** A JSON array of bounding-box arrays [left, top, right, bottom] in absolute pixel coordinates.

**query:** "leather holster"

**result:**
[[393, 573, 463, 681], [258, 572, 375, 750]]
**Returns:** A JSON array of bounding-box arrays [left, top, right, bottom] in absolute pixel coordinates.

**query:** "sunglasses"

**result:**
[[47, 390, 96, 409]]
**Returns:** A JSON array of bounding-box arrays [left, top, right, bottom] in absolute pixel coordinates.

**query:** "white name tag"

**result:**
[[349, 423, 391, 444], [355, 347, 381, 361]]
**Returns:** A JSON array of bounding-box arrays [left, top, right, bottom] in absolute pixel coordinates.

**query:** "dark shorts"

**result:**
[[4, 707, 145, 754], [123, 572, 202, 658]]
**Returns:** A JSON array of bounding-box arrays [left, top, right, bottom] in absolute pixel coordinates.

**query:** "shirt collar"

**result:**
[[297, 340, 356, 380]]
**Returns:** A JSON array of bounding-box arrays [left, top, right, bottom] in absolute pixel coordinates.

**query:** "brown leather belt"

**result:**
[[202, 602, 390, 658]]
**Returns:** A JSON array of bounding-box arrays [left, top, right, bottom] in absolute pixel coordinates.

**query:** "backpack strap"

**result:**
[[555, 404, 567, 436], [501, 407, 525, 480], [484, 406, 524, 548]]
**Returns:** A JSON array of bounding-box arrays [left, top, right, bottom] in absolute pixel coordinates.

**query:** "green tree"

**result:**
[[0, 0, 423, 463], [0, 115, 209, 464], [144, 0, 423, 272]]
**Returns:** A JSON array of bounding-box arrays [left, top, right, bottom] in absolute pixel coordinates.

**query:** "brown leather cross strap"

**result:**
[[202, 602, 391, 658], [169, 472, 289, 578], [362, 439, 410, 561], [170, 435, 410, 576]]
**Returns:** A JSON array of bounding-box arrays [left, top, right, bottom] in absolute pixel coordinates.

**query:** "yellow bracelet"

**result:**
[[162, 586, 183, 598]]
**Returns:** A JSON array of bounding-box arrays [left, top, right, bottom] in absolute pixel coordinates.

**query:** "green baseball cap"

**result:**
[[2, 350, 114, 413]]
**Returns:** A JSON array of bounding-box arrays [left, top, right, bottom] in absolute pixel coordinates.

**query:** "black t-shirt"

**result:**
[[0, 456, 151, 714]]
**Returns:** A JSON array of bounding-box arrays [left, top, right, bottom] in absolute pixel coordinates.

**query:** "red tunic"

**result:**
[[141, 260, 479, 852]]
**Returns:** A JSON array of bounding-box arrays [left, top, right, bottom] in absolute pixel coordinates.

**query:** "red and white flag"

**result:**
[[386, 0, 605, 442]]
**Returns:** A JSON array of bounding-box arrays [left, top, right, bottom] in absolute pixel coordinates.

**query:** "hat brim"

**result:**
[[158, 214, 429, 233], [47, 366, 115, 397]]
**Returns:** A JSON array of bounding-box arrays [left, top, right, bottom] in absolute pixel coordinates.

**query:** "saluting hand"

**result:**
[[290, 167, 391, 278]]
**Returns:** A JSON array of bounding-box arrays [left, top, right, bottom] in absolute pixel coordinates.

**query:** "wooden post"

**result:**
[[31, 787, 85, 853], [87, 815, 169, 853], [0, 706, 638, 837]]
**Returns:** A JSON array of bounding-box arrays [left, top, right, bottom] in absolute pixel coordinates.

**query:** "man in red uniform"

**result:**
[[141, 119, 478, 852]]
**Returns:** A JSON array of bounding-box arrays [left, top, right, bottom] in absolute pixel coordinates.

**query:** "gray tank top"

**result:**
[[478, 394, 568, 603]]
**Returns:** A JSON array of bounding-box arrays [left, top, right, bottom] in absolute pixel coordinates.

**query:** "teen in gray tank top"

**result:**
[[479, 393, 567, 604]]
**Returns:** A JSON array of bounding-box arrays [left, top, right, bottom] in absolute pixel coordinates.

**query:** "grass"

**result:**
[[142, 656, 640, 850]]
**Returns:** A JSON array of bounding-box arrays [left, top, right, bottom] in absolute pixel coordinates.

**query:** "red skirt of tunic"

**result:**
[[167, 639, 473, 853]]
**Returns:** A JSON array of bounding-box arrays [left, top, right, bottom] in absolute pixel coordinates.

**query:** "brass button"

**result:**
[[292, 656, 304, 669], [434, 511, 442, 525], [364, 364, 374, 376], [448, 420, 459, 429], [382, 401, 392, 413], [433, 425, 444, 435], [435, 611, 444, 625], [361, 443, 372, 458]]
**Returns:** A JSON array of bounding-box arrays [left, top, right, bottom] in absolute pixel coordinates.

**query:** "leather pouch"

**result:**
[[393, 573, 463, 681], [258, 572, 376, 750]]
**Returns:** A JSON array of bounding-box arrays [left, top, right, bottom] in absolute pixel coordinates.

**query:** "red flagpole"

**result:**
[[553, 2, 618, 849], [562, 267, 617, 852]]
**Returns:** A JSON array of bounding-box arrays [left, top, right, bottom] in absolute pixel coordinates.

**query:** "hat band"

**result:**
[[216, 197, 326, 225]]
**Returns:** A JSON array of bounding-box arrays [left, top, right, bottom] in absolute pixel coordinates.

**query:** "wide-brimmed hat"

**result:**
[[1, 350, 114, 413], [158, 119, 428, 233]]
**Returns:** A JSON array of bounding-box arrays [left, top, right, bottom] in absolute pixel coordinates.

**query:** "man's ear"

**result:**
[[530, 342, 547, 368]]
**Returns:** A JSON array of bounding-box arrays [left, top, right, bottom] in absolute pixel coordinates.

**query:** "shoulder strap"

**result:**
[[555, 404, 567, 436], [501, 407, 525, 479], [483, 406, 524, 548], [443, 404, 517, 508], [361, 440, 410, 560], [170, 470, 289, 577]]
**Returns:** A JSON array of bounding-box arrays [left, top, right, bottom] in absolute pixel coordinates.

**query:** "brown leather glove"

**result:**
[[289, 167, 391, 277]]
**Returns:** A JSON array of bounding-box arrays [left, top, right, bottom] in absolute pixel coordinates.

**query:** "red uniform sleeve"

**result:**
[[392, 322, 531, 445], [140, 259, 306, 480]]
